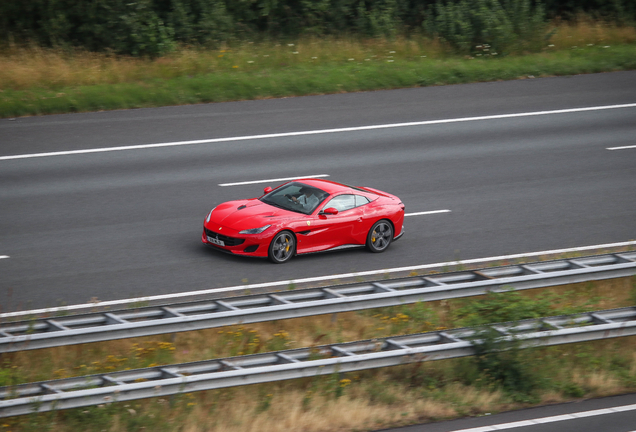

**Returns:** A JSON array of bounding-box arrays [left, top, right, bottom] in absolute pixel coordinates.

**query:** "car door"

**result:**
[[296, 194, 363, 253]]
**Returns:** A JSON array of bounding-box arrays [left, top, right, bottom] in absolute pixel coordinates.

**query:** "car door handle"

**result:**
[[357, 218, 362, 222]]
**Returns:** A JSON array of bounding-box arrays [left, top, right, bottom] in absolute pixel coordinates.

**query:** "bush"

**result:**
[[1, 0, 634, 57], [452, 287, 599, 328], [423, 0, 549, 55], [107, 0, 177, 57], [467, 327, 541, 401], [543, 0, 636, 22], [160, 0, 236, 44], [453, 289, 554, 327]]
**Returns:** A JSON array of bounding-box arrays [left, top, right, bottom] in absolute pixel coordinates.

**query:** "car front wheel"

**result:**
[[366, 220, 393, 253], [268, 231, 296, 263]]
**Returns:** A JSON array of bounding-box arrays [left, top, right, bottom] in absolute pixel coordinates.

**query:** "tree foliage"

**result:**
[[423, 0, 548, 55], [0, 0, 633, 56]]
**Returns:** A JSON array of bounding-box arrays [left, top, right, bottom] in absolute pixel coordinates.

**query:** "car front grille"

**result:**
[[204, 228, 245, 246]]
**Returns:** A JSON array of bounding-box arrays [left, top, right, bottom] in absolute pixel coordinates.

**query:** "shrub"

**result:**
[[468, 327, 541, 401], [422, 0, 549, 55], [452, 289, 554, 327]]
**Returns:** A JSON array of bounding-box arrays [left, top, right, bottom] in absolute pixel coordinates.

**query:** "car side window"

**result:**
[[355, 195, 370, 207], [324, 194, 356, 212]]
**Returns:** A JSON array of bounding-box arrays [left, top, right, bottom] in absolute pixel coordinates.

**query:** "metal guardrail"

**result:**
[[1, 306, 635, 417], [2, 252, 635, 353]]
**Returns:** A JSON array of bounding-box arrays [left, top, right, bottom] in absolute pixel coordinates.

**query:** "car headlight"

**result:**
[[239, 225, 271, 234], [205, 207, 216, 223]]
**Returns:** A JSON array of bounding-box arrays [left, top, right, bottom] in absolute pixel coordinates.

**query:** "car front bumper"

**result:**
[[201, 226, 271, 257]]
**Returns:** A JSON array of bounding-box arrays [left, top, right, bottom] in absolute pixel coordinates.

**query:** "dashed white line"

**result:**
[[1, 103, 635, 161], [450, 403, 636, 431], [0, 255, 9, 260], [219, 174, 330, 187], [607, 144, 636, 150], [405, 210, 451, 217], [1, 240, 635, 319]]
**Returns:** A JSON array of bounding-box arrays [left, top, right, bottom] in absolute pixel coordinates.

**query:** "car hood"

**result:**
[[209, 199, 294, 231]]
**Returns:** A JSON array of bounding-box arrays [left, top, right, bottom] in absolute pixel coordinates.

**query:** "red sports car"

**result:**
[[202, 178, 405, 263]]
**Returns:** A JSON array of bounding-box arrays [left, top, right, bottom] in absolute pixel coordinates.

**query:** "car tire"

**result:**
[[268, 231, 296, 264], [366, 220, 393, 253]]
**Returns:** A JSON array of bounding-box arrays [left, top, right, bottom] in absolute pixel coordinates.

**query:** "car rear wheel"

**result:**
[[366, 220, 393, 253], [268, 231, 296, 264]]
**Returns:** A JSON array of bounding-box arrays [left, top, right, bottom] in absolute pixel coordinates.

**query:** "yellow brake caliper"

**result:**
[[285, 238, 290, 253]]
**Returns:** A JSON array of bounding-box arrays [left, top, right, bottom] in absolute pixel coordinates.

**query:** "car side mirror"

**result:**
[[263, 186, 273, 194], [322, 207, 339, 215]]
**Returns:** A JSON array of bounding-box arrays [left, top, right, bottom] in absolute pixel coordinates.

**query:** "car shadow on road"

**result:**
[[194, 243, 272, 266]]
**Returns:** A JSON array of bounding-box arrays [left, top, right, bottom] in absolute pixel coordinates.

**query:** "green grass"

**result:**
[[2, 43, 635, 118]]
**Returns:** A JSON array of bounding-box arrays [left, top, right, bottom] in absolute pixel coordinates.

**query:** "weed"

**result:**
[[302, 388, 315, 411], [266, 330, 291, 351], [126, 300, 150, 309], [0, 361, 26, 387], [367, 380, 398, 405], [256, 389, 274, 413], [468, 327, 540, 402], [560, 381, 586, 398], [630, 275, 636, 304], [451, 287, 598, 328], [323, 372, 351, 399]]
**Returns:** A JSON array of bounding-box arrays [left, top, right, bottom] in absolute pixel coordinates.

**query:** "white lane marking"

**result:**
[[607, 145, 636, 150], [0, 255, 9, 260], [449, 403, 636, 431], [2, 103, 635, 161], [405, 210, 451, 217], [220, 174, 330, 187], [1, 240, 635, 319]]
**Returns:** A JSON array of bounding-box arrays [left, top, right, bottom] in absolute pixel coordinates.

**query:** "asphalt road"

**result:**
[[383, 392, 636, 432], [1, 71, 635, 311]]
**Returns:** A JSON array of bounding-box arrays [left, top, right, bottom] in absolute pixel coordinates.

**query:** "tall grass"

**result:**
[[1, 20, 634, 92], [549, 15, 636, 48], [2, 44, 635, 118], [0, 37, 444, 91]]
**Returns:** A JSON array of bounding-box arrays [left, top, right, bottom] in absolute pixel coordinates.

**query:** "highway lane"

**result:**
[[1, 71, 635, 311], [386, 393, 636, 432], [2, 71, 636, 157]]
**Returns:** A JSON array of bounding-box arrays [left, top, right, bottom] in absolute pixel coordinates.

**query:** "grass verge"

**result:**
[[1, 27, 635, 118], [1, 275, 635, 431]]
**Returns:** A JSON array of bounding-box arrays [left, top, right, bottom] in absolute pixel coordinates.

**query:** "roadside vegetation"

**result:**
[[0, 275, 635, 431], [1, 14, 635, 118]]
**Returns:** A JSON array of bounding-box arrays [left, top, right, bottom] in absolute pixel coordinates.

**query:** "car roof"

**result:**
[[293, 178, 373, 195]]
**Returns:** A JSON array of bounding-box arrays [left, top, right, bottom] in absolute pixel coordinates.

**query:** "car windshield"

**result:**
[[260, 182, 329, 215]]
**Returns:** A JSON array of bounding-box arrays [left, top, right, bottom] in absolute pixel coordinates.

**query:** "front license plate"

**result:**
[[207, 236, 225, 247]]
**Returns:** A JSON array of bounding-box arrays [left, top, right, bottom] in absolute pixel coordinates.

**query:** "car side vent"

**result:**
[[297, 230, 311, 235], [237, 205, 247, 210]]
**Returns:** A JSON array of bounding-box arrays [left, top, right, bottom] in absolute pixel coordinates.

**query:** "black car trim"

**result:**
[[204, 228, 246, 246]]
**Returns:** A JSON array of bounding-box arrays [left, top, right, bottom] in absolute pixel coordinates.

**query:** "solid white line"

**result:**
[[449, 403, 636, 431], [607, 145, 636, 150], [0, 256, 9, 260], [2, 103, 635, 161], [405, 210, 451, 217], [1, 240, 634, 319], [219, 174, 330, 187]]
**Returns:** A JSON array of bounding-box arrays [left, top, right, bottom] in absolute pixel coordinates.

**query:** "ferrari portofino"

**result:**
[[202, 179, 405, 263]]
